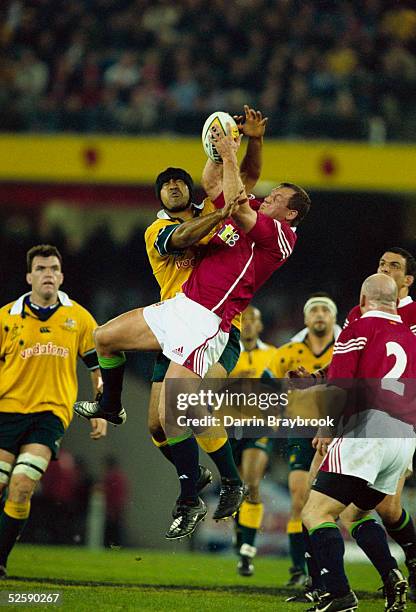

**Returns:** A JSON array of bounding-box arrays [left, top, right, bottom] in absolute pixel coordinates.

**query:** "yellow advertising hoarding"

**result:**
[[0, 135, 414, 192]]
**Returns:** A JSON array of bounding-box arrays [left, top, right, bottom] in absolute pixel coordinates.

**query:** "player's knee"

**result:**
[[9, 453, 48, 502], [94, 326, 111, 353]]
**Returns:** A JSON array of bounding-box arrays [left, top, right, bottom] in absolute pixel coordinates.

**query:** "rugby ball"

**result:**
[[202, 111, 240, 163]]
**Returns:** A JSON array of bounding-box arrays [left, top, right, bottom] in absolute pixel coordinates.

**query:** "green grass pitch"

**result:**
[[0, 544, 403, 611]]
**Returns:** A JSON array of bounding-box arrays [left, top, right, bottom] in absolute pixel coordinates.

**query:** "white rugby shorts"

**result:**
[[321, 434, 416, 495], [143, 293, 229, 378]]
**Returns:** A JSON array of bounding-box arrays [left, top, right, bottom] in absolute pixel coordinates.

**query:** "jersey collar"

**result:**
[[399, 296, 413, 307], [157, 201, 204, 221], [361, 310, 403, 323], [10, 291, 73, 315]]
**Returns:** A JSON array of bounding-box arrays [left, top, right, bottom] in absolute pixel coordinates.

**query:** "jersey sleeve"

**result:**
[[78, 308, 99, 370], [247, 214, 296, 260], [343, 305, 361, 329], [154, 224, 182, 256], [327, 324, 367, 380]]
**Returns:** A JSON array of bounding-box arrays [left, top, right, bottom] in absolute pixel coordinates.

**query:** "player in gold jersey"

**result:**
[[0, 245, 106, 578], [274, 294, 338, 589], [228, 305, 280, 576], [144, 107, 267, 524]]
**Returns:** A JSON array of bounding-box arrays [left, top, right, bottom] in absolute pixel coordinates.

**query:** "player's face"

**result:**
[[27, 256, 63, 302], [241, 307, 262, 341], [258, 187, 297, 223], [305, 305, 335, 337], [160, 178, 190, 212], [377, 252, 411, 292]]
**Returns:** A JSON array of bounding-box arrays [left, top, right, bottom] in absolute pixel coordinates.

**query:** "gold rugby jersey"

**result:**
[[274, 336, 335, 420], [0, 291, 98, 429], [145, 198, 241, 330], [230, 339, 280, 378], [273, 337, 334, 378]]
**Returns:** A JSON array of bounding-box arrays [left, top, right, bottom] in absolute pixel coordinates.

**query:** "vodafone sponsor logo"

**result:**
[[175, 257, 196, 270], [20, 342, 70, 360]]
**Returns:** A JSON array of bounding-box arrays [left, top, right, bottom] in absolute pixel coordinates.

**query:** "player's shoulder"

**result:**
[[275, 340, 303, 355], [256, 340, 278, 353], [0, 300, 17, 317], [344, 304, 361, 327], [63, 297, 95, 321]]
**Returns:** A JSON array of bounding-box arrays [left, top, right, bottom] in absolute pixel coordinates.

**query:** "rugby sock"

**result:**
[[287, 519, 306, 573], [384, 509, 416, 561], [351, 517, 397, 581], [239, 501, 263, 547], [167, 435, 199, 503], [208, 441, 242, 484], [303, 524, 324, 590], [151, 436, 175, 467], [0, 501, 30, 567], [309, 523, 350, 597], [97, 353, 126, 413]]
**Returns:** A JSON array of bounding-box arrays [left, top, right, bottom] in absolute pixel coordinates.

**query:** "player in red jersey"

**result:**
[[345, 248, 416, 334], [74, 128, 311, 539], [302, 274, 416, 612]]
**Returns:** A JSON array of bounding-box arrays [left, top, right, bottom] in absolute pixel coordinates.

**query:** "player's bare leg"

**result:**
[[0, 445, 50, 578], [74, 308, 160, 425], [235, 447, 268, 576]]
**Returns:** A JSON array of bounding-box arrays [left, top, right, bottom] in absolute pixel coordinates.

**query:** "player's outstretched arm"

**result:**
[[235, 105, 268, 193], [201, 158, 223, 201], [168, 202, 236, 250]]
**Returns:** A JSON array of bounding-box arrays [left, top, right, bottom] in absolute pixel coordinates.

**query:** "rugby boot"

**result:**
[[307, 590, 358, 612], [171, 466, 212, 517], [213, 478, 245, 520], [383, 568, 407, 612], [74, 393, 126, 426], [286, 565, 309, 587], [237, 544, 256, 577], [405, 557, 416, 602], [165, 497, 207, 540]]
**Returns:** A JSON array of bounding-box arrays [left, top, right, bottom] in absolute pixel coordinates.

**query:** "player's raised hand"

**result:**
[[209, 123, 241, 160], [89, 418, 108, 439], [221, 188, 248, 219], [312, 435, 333, 456], [233, 105, 268, 138]]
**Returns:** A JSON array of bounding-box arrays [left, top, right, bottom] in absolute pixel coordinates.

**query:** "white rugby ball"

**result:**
[[202, 111, 240, 163]]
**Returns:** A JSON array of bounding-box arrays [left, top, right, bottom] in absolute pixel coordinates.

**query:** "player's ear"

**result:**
[[26, 272, 32, 286], [286, 209, 298, 223], [405, 274, 414, 290]]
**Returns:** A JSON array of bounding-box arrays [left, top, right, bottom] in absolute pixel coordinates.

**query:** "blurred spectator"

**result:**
[[2, 0, 416, 140], [101, 455, 129, 548]]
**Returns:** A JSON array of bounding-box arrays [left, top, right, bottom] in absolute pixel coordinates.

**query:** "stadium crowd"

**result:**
[[1, 0, 416, 140]]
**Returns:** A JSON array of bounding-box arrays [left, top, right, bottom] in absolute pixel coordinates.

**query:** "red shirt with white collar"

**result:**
[[344, 296, 416, 336], [183, 195, 297, 332]]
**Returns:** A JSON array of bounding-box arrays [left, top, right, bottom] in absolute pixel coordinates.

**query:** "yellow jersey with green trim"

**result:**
[[145, 198, 241, 330], [273, 337, 335, 378], [274, 336, 335, 419], [0, 291, 98, 429], [230, 339, 280, 378]]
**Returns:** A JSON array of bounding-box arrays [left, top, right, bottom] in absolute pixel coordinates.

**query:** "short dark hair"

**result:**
[[26, 245, 63, 273], [307, 291, 334, 300], [384, 247, 416, 277], [279, 182, 311, 227], [155, 167, 194, 205]]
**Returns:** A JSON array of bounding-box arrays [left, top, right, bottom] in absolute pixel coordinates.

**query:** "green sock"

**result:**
[[0, 511, 26, 567], [240, 524, 257, 547], [208, 441, 241, 483]]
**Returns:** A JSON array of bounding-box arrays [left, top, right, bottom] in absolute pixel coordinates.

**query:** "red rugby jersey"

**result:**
[[183, 195, 297, 331], [328, 310, 416, 425], [344, 296, 416, 336]]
